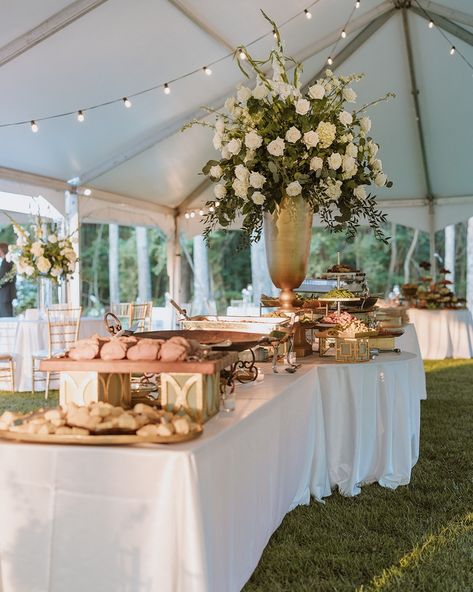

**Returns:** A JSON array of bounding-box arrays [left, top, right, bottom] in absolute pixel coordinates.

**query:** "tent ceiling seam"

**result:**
[[0, 0, 110, 69], [412, 7, 473, 48]]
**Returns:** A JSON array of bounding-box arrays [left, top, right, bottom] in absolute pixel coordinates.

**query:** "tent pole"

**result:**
[[167, 214, 182, 327], [65, 189, 81, 307]]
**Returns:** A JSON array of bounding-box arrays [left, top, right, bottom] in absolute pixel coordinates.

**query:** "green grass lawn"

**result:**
[[1, 361, 472, 591]]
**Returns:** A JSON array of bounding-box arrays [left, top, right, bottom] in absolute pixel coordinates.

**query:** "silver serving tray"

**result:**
[[181, 315, 290, 334]]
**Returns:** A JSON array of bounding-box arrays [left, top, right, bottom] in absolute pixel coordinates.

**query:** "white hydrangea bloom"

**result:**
[[316, 121, 336, 148]]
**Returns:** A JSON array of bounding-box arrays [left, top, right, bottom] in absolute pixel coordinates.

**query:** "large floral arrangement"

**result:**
[[187, 14, 393, 243], [7, 216, 77, 282]]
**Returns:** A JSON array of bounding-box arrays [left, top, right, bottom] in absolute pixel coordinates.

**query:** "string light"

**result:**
[[209, 205, 215, 213], [203, 66, 212, 76], [199, 209, 204, 216], [327, 56, 333, 65], [77, 110, 85, 122], [30, 120, 38, 133], [304, 9, 312, 20], [123, 97, 132, 108], [215, 201, 220, 207], [164, 83, 171, 94], [239, 49, 246, 60], [273, 29, 277, 39], [83, 188, 92, 196], [428, 20, 434, 29], [450, 46, 456, 55], [341, 29, 347, 39], [355, 0, 360, 7], [184, 212, 190, 220], [190, 211, 196, 218]]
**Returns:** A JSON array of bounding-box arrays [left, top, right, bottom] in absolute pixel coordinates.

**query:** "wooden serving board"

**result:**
[[0, 426, 203, 446], [39, 352, 238, 375]]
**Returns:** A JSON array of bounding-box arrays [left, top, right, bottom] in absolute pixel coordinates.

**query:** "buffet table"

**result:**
[[408, 308, 473, 359], [0, 317, 106, 391], [0, 352, 424, 592]]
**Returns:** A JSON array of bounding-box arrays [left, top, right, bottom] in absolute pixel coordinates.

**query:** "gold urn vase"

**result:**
[[263, 195, 312, 310]]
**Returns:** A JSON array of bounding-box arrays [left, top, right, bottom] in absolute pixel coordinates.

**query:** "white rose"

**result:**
[[316, 121, 336, 148], [48, 234, 58, 244], [308, 84, 325, 100], [354, 186, 367, 200], [24, 265, 35, 277], [65, 249, 77, 263], [244, 131, 263, 150], [31, 241, 44, 257], [339, 110, 353, 126], [295, 98, 310, 115], [368, 141, 379, 157], [343, 88, 357, 103], [214, 184, 227, 199], [249, 172, 266, 189], [325, 180, 342, 200], [375, 173, 387, 187], [221, 145, 231, 159], [253, 84, 269, 100], [345, 143, 358, 158], [285, 126, 301, 143], [237, 85, 252, 103], [235, 164, 249, 182], [213, 133, 223, 150], [251, 191, 265, 205], [209, 165, 223, 179], [51, 266, 62, 278], [371, 159, 382, 172], [310, 156, 323, 172], [328, 153, 342, 170], [303, 130, 319, 148], [286, 181, 302, 197], [227, 138, 242, 156], [232, 178, 249, 198], [343, 166, 358, 179], [360, 116, 372, 132], [342, 155, 356, 172], [267, 137, 285, 157], [37, 256, 51, 274], [276, 82, 293, 101]]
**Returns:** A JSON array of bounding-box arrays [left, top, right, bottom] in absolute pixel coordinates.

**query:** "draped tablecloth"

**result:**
[[0, 353, 424, 592], [397, 323, 427, 399], [408, 308, 473, 359], [0, 317, 106, 391]]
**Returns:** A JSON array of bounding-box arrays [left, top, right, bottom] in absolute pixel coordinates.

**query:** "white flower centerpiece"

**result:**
[[186, 13, 393, 244], [7, 215, 78, 308]]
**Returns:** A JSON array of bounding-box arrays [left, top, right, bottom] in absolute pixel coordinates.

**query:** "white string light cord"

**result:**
[[326, 0, 360, 66], [0, 0, 327, 132], [413, 0, 473, 73]]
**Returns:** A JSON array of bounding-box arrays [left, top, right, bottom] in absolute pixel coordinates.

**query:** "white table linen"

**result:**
[[397, 323, 427, 399], [0, 317, 106, 391], [408, 308, 473, 359], [0, 353, 424, 592]]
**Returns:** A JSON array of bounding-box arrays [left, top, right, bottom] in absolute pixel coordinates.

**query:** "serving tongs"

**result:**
[[169, 298, 190, 321]]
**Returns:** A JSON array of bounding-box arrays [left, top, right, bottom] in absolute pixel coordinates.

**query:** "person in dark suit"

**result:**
[[0, 242, 16, 317]]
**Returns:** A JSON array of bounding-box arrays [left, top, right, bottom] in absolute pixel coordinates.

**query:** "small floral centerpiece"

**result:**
[[7, 215, 77, 282], [187, 13, 393, 243]]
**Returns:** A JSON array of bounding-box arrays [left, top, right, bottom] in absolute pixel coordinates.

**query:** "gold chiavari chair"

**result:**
[[32, 305, 82, 399], [0, 321, 17, 392], [109, 302, 152, 332]]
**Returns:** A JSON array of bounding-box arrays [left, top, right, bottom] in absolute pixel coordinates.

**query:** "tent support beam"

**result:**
[[303, 9, 395, 89], [0, 0, 109, 68], [402, 8, 436, 274], [415, 0, 473, 29], [166, 0, 234, 52], [412, 7, 473, 48], [65, 190, 81, 307]]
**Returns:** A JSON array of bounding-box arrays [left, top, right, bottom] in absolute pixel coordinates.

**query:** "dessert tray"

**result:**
[[0, 428, 203, 446], [180, 315, 290, 334]]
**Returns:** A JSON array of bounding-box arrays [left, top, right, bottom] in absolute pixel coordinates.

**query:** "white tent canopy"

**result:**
[[0, 0, 472, 235]]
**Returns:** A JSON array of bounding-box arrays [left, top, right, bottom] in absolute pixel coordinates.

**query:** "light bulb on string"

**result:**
[[428, 20, 434, 29], [31, 120, 38, 133], [355, 0, 360, 7], [273, 29, 277, 39], [341, 29, 347, 39], [164, 83, 171, 94], [83, 188, 92, 196], [199, 209, 204, 216], [239, 49, 246, 60], [203, 66, 212, 76], [77, 110, 85, 122], [215, 201, 220, 207], [209, 205, 215, 213], [190, 211, 196, 218], [327, 56, 333, 65], [450, 46, 456, 55], [184, 212, 190, 220], [304, 9, 312, 19], [123, 97, 132, 108]]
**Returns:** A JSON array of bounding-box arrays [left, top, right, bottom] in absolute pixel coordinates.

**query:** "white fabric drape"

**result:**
[[408, 309, 473, 359], [0, 353, 424, 592]]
